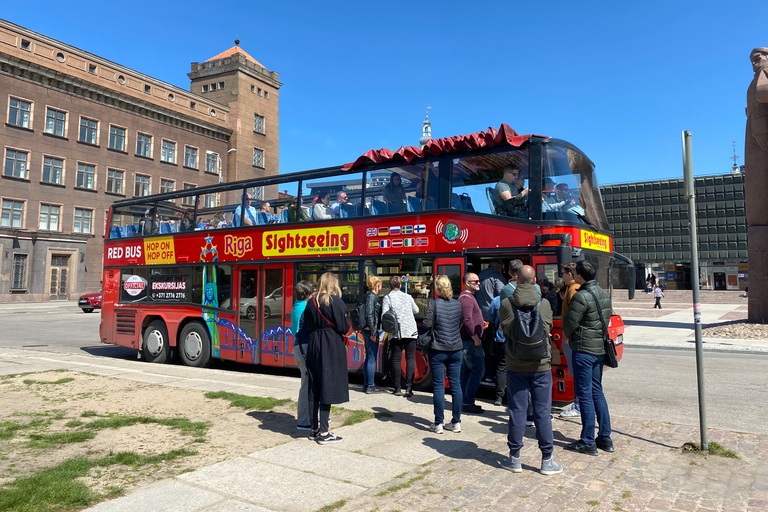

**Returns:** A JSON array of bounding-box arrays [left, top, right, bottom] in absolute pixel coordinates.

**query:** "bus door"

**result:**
[[236, 266, 260, 365], [260, 264, 287, 368]]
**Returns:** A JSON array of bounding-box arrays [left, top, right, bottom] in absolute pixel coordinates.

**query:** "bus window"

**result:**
[[542, 144, 609, 231], [303, 173, 364, 220], [249, 181, 299, 224], [119, 268, 149, 303], [436, 264, 462, 299], [296, 261, 360, 312], [111, 201, 163, 238], [536, 263, 560, 316], [365, 257, 434, 318], [195, 192, 233, 230], [366, 164, 436, 215], [451, 149, 531, 217], [191, 265, 233, 310]]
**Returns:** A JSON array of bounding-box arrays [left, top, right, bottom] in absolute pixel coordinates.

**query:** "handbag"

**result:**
[[416, 299, 436, 353], [584, 288, 618, 368], [314, 296, 351, 346]]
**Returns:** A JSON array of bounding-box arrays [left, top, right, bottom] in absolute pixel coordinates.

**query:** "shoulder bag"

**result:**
[[583, 288, 618, 368], [416, 299, 436, 353]]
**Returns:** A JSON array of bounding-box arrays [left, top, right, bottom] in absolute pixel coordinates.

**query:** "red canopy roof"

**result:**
[[342, 123, 543, 171]]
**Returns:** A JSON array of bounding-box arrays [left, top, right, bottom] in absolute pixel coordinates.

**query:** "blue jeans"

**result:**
[[562, 341, 579, 408], [460, 340, 485, 406], [572, 350, 612, 445], [428, 349, 462, 425], [362, 329, 378, 387], [506, 370, 554, 458]]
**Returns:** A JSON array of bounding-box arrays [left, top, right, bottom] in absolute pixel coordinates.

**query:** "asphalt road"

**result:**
[[3, 302, 768, 435]]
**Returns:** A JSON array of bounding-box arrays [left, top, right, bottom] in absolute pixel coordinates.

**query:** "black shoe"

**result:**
[[365, 386, 383, 394], [316, 432, 343, 445], [403, 387, 414, 398], [596, 439, 615, 452], [462, 404, 484, 414], [393, 389, 403, 396], [564, 440, 599, 456]]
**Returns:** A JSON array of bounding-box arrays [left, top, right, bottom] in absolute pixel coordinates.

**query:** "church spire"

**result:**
[[419, 107, 432, 148]]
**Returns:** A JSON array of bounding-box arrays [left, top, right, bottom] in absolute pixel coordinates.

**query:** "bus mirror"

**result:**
[[555, 243, 572, 274], [627, 265, 636, 300]]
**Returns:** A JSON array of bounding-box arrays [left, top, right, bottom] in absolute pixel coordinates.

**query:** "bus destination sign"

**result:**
[[262, 226, 354, 257], [580, 230, 611, 252]]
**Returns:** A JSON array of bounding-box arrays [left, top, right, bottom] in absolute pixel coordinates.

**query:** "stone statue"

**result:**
[[745, 47, 768, 323]]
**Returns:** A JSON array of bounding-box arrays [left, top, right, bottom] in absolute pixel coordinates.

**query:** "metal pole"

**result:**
[[682, 130, 708, 451]]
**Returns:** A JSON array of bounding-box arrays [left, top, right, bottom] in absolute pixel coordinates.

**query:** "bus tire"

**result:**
[[179, 322, 212, 368], [142, 320, 171, 364]]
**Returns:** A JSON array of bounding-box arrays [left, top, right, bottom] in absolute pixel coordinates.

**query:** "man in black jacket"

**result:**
[[561, 260, 614, 456]]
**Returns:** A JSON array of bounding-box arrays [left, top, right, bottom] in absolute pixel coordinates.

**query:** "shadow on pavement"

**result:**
[[248, 410, 302, 436], [421, 438, 506, 469], [371, 407, 432, 430], [80, 345, 138, 360]]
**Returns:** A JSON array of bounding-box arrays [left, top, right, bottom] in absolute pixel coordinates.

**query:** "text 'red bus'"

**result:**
[[100, 123, 634, 400]]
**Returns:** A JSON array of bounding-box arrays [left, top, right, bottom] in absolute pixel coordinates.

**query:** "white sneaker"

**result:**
[[429, 423, 444, 434], [560, 404, 580, 418], [444, 421, 461, 433]]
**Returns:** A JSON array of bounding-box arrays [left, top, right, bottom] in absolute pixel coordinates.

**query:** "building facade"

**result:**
[[601, 173, 747, 291], [0, 20, 280, 302]]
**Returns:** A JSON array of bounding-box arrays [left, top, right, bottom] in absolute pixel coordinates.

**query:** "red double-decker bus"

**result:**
[[100, 123, 633, 401]]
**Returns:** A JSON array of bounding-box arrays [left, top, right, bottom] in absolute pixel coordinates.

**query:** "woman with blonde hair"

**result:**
[[423, 275, 464, 434], [304, 272, 349, 444], [362, 274, 383, 394]]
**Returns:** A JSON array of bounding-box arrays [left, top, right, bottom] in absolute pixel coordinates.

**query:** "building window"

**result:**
[[135, 174, 150, 197], [88, 64, 97, 74], [78, 116, 99, 145], [184, 146, 198, 168], [219, 82, 225, 90], [39, 204, 60, 231], [210, 83, 217, 91], [12, 254, 27, 289], [250, 85, 255, 93], [257, 88, 262, 96], [109, 125, 126, 151], [20, 39, 31, 51], [8, 98, 32, 129], [160, 179, 175, 195], [161, 140, 176, 164], [1, 199, 24, 228], [254, 114, 265, 134], [206, 152, 218, 174], [182, 183, 196, 206], [107, 169, 124, 194], [205, 193, 216, 208], [202, 85, 209, 93], [144, 84, 151, 94], [74, 208, 93, 234], [45, 108, 66, 137], [190, 101, 196, 109], [4, 149, 29, 179], [264, 91, 269, 99], [253, 148, 264, 168], [136, 133, 152, 158], [76, 163, 96, 190], [42, 156, 64, 185]]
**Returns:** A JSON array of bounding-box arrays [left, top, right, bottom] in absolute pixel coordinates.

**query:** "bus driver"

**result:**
[[493, 164, 529, 218]]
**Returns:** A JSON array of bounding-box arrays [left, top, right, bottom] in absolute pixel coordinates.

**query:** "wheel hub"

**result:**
[[184, 331, 203, 360], [146, 330, 164, 356]]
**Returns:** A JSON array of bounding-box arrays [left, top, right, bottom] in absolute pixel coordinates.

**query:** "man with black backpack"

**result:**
[[499, 265, 563, 475]]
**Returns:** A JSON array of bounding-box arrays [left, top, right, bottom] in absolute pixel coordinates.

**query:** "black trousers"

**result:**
[[311, 401, 331, 433], [493, 341, 507, 400], [654, 297, 662, 309], [390, 338, 416, 390]]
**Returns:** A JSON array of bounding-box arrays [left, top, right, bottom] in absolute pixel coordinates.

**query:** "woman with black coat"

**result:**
[[422, 275, 464, 434], [304, 272, 350, 444]]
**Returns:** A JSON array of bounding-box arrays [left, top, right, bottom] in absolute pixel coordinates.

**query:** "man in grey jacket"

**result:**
[[562, 260, 614, 456], [499, 265, 563, 475]]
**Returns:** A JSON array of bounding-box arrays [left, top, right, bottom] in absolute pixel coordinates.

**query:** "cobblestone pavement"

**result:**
[[334, 416, 768, 512]]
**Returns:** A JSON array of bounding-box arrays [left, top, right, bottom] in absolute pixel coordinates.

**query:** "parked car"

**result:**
[[78, 289, 102, 313], [239, 287, 282, 320]]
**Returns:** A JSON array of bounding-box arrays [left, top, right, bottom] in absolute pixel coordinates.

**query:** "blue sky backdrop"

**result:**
[[5, 1, 768, 185]]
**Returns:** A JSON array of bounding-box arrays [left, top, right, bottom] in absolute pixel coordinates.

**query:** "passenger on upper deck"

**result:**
[[332, 191, 352, 217], [287, 198, 309, 222], [260, 202, 275, 224], [140, 208, 160, 235], [313, 192, 335, 220], [233, 193, 258, 227], [493, 164, 529, 218], [179, 209, 196, 232], [383, 173, 407, 213]]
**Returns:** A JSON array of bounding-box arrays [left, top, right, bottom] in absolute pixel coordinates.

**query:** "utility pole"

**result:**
[[682, 130, 708, 451]]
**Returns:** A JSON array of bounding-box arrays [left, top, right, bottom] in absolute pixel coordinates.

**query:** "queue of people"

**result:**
[[289, 262, 615, 476]]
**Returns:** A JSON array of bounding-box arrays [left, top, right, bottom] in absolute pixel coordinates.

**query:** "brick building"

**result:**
[[0, 19, 281, 302]]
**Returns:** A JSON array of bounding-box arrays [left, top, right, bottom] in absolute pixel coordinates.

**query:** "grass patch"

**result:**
[[84, 414, 211, 437], [65, 420, 84, 428], [376, 473, 428, 497], [204, 391, 290, 411], [0, 449, 196, 512], [341, 410, 375, 427], [587, 500, 599, 506], [621, 491, 632, 499], [0, 418, 51, 441], [682, 441, 739, 458], [80, 411, 99, 418], [28, 431, 97, 448], [23, 377, 75, 386], [316, 500, 347, 512]]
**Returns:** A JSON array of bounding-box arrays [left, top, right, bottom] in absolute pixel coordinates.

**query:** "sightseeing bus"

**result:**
[[100, 123, 633, 401]]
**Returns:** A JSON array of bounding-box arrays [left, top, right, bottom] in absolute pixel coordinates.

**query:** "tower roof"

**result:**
[[206, 46, 265, 68]]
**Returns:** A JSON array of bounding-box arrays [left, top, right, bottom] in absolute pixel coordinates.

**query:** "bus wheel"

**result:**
[[142, 320, 171, 364], [179, 322, 212, 368], [246, 306, 256, 320]]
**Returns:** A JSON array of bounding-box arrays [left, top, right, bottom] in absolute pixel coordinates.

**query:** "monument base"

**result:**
[[748, 225, 768, 324]]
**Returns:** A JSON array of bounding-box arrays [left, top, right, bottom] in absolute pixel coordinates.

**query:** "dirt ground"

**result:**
[[0, 370, 335, 498]]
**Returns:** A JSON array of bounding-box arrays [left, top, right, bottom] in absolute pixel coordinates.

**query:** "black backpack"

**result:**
[[350, 295, 368, 331], [507, 298, 549, 361]]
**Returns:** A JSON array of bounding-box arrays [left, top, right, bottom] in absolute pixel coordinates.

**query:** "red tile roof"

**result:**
[[206, 46, 265, 68]]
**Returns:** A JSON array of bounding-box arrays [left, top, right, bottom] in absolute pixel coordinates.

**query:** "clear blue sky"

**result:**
[[5, 1, 768, 185]]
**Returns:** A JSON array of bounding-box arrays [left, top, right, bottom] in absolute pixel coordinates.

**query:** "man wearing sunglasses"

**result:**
[[459, 273, 486, 415]]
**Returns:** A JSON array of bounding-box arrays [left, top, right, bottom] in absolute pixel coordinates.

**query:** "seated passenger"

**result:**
[[233, 193, 258, 226], [492, 164, 529, 217], [259, 201, 275, 224], [179, 209, 196, 232], [287, 198, 309, 222], [140, 208, 160, 235], [313, 192, 334, 220], [383, 172, 407, 213], [332, 191, 353, 217], [552, 184, 585, 215]]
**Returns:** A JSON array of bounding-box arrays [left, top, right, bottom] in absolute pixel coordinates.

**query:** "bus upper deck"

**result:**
[[106, 124, 611, 241]]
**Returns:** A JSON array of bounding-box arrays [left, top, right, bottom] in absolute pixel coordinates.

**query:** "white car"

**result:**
[[239, 287, 282, 320]]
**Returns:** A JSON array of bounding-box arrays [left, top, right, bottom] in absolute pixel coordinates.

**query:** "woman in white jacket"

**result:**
[[382, 275, 419, 397]]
